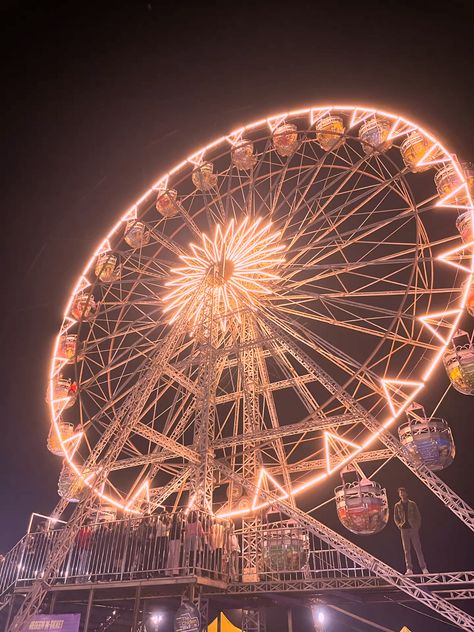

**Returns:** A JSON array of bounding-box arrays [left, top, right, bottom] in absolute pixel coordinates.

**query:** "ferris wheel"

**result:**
[[46, 104, 474, 533]]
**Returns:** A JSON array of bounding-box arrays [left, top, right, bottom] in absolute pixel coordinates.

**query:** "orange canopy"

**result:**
[[208, 612, 242, 632]]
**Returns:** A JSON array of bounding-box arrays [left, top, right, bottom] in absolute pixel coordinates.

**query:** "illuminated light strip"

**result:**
[[435, 183, 472, 210], [387, 117, 417, 141], [309, 107, 332, 126], [251, 468, 288, 510], [125, 479, 150, 511], [63, 276, 90, 319], [51, 397, 74, 418], [324, 432, 362, 474], [151, 175, 169, 192], [415, 141, 449, 168], [61, 432, 83, 457], [96, 239, 111, 256], [187, 149, 206, 166], [348, 108, 375, 129], [381, 379, 425, 417], [27, 512, 67, 534], [437, 239, 474, 274], [60, 316, 77, 334], [419, 309, 463, 345], [52, 103, 467, 514], [122, 206, 137, 222], [266, 114, 288, 132], [225, 127, 245, 146], [52, 356, 70, 378]]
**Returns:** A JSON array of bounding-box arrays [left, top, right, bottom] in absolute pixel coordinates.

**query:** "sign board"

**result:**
[[174, 602, 200, 632], [23, 614, 81, 631]]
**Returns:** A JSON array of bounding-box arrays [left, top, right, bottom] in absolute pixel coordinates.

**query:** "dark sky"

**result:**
[[1, 1, 474, 630]]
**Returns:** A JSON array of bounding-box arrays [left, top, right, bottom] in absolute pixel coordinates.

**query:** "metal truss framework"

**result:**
[[19, 105, 474, 631], [241, 608, 267, 632]]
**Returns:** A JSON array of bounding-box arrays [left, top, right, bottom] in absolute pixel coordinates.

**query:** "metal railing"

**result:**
[[3, 513, 474, 603], [1, 514, 373, 598], [1, 510, 232, 592], [234, 519, 373, 585]]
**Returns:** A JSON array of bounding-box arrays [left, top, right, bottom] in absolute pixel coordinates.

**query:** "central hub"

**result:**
[[208, 258, 235, 286], [164, 217, 285, 330]]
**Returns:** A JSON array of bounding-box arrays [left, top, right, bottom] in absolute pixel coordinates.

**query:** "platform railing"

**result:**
[[0, 514, 376, 596], [234, 519, 373, 584], [0, 535, 32, 602], [3, 510, 232, 589]]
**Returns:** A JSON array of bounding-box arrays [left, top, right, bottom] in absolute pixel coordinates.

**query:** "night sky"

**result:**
[[1, 1, 474, 630]]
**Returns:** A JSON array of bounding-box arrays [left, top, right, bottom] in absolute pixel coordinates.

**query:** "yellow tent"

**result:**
[[208, 612, 242, 632]]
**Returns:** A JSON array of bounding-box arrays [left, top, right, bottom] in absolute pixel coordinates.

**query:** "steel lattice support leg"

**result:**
[[197, 595, 209, 632], [242, 608, 266, 632], [187, 586, 209, 632], [240, 313, 264, 583], [192, 280, 220, 512]]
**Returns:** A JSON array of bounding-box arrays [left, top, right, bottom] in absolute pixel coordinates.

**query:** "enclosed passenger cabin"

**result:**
[[155, 188, 181, 218], [71, 292, 97, 321], [272, 123, 298, 157], [443, 330, 474, 395], [314, 115, 345, 151], [359, 117, 393, 154], [124, 220, 149, 249], [95, 252, 119, 282], [398, 404, 455, 471], [335, 477, 388, 535], [58, 462, 85, 503], [261, 519, 309, 572], [456, 211, 472, 243], [463, 279, 474, 317], [400, 132, 435, 172], [231, 140, 257, 170], [47, 377, 77, 412], [47, 420, 75, 456], [192, 162, 217, 191], [59, 334, 78, 362], [435, 163, 474, 207]]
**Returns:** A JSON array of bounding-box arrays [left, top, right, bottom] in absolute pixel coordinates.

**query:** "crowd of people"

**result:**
[[12, 510, 241, 585]]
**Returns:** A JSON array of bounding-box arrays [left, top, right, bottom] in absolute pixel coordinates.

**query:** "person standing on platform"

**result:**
[[394, 487, 428, 575], [167, 510, 184, 576]]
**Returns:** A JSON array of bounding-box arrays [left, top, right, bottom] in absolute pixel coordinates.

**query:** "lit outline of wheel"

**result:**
[[47, 104, 474, 515]]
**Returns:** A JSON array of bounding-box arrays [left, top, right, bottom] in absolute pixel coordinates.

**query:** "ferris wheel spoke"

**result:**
[[284, 195, 437, 268], [251, 321, 296, 500], [261, 308, 388, 408], [283, 237, 445, 288], [144, 225, 187, 258], [275, 303, 436, 351], [284, 153, 408, 250], [269, 448, 394, 477], [280, 145, 378, 239], [284, 176, 411, 274]]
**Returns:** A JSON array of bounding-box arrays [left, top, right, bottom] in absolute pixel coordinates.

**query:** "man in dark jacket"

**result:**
[[394, 487, 428, 575]]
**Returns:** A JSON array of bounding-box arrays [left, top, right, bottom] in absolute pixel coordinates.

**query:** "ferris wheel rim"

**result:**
[[48, 103, 474, 515]]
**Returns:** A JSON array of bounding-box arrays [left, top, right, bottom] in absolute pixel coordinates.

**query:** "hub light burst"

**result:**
[[163, 217, 285, 330]]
